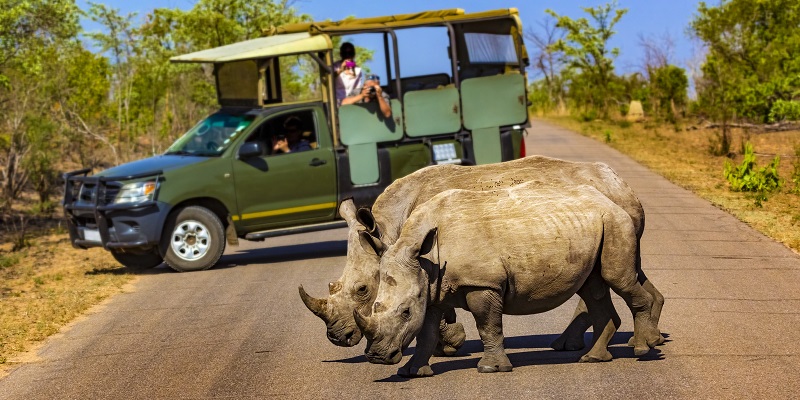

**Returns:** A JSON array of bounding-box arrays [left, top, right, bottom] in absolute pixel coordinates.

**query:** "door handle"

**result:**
[[309, 158, 327, 167]]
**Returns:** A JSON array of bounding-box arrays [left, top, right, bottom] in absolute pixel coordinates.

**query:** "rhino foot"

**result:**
[[397, 364, 434, 378], [579, 350, 612, 363], [627, 331, 665, 348], [550, 333, 585, 351], [477, 364, 513, 373], [440, 322, 466, 350], [477, 353, 513, 373], [433, 343, 459, 357]]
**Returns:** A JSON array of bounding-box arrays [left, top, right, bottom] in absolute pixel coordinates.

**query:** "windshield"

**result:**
[[166, 112, 256, 156]]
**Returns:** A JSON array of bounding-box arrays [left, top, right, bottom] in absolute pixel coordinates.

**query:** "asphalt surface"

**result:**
[[2, 121, 800, 399]]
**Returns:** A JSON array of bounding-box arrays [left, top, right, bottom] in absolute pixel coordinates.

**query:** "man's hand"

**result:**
[[273, 137, 290, 153]]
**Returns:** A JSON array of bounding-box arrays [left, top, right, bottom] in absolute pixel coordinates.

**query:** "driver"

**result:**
[[272, 116, 312, 154]]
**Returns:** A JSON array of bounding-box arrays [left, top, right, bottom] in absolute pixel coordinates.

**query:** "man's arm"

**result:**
[[340, 93, 365, 106], [376, 88, 392, 119]]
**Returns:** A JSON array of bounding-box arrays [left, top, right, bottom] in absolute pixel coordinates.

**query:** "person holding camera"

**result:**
[[340, 78, 392, 119], [272, 116, 312, 154], [334, 42, 363, 105]]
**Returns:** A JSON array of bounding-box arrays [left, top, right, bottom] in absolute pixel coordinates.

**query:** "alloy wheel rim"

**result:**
[[171, 220, 211, 261]]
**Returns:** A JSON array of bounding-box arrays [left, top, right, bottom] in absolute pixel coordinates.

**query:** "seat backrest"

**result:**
[[404, 86, 461, 137], [461, 73, 527, 164], [339, 99, 404, 185]]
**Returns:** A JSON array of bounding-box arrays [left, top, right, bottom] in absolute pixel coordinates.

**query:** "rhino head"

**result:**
[[355, 227, 438, 365], [298, 199, 385, 347]]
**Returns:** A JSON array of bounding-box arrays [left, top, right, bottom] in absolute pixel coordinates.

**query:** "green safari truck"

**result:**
[[61, 8, 530, 272]]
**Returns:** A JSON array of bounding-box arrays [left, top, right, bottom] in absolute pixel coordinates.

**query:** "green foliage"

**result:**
[[649, 65, 688, 121], [603, 129, 613, 143], [692, 0, 800, 123], [0, 253, 21, 269], [723, 142, 783, 205], [791, 144, 800, 194], [547, 1, 628, 118], [768, 100, 800, 123]]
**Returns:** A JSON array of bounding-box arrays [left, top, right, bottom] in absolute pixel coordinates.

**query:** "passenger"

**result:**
[[334, 42, 363, 105], [341, 78, 392, 119], [272, 116, 312, 154]]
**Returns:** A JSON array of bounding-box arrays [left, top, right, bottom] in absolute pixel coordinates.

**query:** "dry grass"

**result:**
[[543, 116, 800, 253], [0, 234, 133, 374]]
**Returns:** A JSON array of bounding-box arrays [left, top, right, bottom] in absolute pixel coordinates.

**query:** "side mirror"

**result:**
[[238, 142, 262, 159]]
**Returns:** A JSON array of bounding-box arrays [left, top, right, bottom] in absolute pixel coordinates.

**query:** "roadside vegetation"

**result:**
[[528, 0, 800, 252], [1, 0, 799, 375]]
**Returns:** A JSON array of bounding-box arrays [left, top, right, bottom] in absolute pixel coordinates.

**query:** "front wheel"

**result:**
[[162, 206, 225, 272], [111, 249, 163, 270]]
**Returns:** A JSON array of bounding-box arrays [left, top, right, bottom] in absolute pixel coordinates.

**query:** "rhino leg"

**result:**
[[550, 300, 590, 351], [601, 216, 663, 356], [397, 307, 443, 378], [466, 289, 513, 373], [576, 280, 620, 363], [626, 257, 666, 347]]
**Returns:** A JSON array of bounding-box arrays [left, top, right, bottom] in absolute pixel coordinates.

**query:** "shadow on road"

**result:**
[[361, 331, 668, 381], [86, 240, 348, 275]]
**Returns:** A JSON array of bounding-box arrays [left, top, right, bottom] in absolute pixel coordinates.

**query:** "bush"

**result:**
[[768, 100, 800, 123], [791, 144, 800, 194], [723, 142, 783, 206], [578, 109, 598, 122]]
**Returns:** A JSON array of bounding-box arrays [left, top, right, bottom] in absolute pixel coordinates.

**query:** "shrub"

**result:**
[[791, 143, 800, 194], [723, 142, 783, 206], [768, 100, 800, 123]]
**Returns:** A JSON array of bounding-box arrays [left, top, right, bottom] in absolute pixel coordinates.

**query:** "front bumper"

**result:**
[[62, 169, 169, 250]]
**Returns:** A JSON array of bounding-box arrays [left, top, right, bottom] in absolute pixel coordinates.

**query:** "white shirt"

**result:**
[[334, 61, 363, 105]]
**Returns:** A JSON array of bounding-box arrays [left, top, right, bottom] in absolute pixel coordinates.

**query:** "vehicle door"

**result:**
[[231, 106, 337, 229]]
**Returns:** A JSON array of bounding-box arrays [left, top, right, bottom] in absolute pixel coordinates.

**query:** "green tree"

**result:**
[[546, 1, 628, 118], [692, 0, 800, 123], [650, 65, 688, 122], [0, 0, 82, 210]]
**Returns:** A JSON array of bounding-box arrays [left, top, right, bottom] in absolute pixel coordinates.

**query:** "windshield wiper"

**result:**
[[164, 150, 198, 156]]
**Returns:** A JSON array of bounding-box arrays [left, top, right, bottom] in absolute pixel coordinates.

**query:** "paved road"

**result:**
[[2, 121, 800, 399]]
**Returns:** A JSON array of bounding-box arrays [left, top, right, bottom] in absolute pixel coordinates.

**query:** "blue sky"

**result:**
[[79, 0, 706, 79]]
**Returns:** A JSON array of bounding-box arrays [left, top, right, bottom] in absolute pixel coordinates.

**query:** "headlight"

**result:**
[[114, 181, 158, 204]]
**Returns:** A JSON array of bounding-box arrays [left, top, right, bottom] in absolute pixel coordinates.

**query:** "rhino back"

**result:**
[[373, 156, 643, 244]]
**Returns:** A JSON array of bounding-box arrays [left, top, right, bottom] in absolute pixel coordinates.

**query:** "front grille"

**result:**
[[78, 183, 120, 205]]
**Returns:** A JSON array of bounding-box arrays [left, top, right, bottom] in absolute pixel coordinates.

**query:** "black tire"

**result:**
[[162, 206, 225, 272], [110, 249, 163, 270]]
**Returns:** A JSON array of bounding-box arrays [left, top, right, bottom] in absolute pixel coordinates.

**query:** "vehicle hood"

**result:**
[[95, 155, 212, 179]]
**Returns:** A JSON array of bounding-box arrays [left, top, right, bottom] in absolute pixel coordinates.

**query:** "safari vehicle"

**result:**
[[61, 8, 530, 272]]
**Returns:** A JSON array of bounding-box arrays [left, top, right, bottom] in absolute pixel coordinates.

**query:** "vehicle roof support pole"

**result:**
[[383, 32, 393, 90], [446, 23, 460, 88]]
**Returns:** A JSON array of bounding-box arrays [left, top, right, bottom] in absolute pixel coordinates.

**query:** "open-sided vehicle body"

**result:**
[[62, 8, 531, 271]]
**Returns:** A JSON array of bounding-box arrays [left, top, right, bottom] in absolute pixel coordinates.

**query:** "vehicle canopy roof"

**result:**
[[170, 8, 521, 63]]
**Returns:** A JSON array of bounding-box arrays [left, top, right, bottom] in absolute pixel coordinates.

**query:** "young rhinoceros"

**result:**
[[355, 183, 663, 376], [299, 156, 663, 354]]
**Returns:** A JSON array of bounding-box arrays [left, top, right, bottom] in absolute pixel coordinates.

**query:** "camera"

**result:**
[[276, 134, 286, 141], [368, 86, 376, 96]]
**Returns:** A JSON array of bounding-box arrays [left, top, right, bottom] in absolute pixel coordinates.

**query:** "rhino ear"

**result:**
[[359, 230, 386, 256], [418, 228, 437, 256], [356, 207, 381, 238], [338, 198, 358, 227]]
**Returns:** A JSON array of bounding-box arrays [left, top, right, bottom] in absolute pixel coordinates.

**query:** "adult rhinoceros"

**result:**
[[299, 156, 664, 352], [355, 183, 664, 377]]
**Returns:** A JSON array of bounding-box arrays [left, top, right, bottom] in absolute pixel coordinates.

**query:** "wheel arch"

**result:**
[[157, 197, 234, 258]]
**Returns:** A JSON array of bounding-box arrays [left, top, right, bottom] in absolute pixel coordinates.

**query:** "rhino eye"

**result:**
[[401, 308, 411, 321], [356, 285, 368, 295]]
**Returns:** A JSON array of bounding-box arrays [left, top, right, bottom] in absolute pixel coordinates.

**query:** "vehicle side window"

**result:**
[[244, 110, 319, 156]]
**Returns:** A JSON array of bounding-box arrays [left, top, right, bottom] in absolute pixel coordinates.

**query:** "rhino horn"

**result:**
[[299, 285, 329, 321], [353, 308, 376, 337]]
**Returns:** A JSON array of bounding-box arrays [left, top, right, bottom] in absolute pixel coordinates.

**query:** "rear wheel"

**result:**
[[111, 249, 163, 270], [163, 206, 225, 272]]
